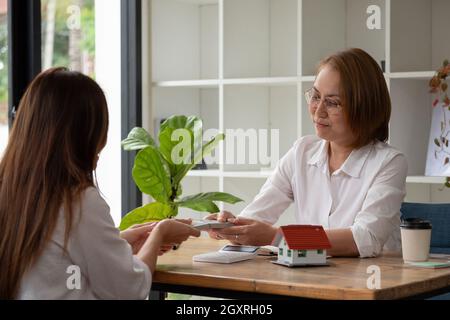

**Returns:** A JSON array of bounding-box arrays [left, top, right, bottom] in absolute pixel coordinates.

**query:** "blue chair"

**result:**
[[400, 202, 450, 300]]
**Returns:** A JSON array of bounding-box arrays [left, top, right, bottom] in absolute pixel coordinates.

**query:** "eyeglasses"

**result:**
[[304, 88, 342, 114]]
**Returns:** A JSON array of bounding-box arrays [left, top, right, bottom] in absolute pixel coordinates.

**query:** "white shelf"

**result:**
[[222, 77, 298, 86], [153, 79, 219, 88], [223, 171, 272, 178], [154, 77, 299, 87], [406, 176, 446, 184], [187, 170, 274, 178], [301, 76, 316, 82], [388, 71, 435, 80], [187, 170, 221, 177], [150, 0, 450, 207], [188, 172, 447, 184], [177, 0, 218, 5]]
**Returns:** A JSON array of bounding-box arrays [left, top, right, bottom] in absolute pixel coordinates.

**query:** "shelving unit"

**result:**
[[148, 0, 450, 221]]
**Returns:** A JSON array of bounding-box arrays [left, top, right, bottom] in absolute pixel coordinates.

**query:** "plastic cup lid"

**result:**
[[400, 218, 432, 230]]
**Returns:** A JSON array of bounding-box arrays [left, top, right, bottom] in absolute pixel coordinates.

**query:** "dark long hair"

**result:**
[[0, 67, 109, 299]]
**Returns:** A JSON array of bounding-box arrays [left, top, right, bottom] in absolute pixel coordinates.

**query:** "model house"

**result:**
[[272, 225, 332, 267]]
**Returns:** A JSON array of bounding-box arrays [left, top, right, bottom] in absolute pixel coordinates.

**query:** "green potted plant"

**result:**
[[429, 60, 450, 187], [119, 115, 242, 230]]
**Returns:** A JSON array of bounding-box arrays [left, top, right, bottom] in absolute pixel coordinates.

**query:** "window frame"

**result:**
[[7, 0, 143, 216], [120, 0, 142, 215], [7, 0, 41, 127]]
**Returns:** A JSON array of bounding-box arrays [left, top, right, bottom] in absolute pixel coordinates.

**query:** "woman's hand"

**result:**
[[215, 216, 278, 246], [136, 219, 201, 274], [120, 220, 189, 255], [204, 211, 236, 240], [152, 219, 201, 247], [120, 222, 158, 254]]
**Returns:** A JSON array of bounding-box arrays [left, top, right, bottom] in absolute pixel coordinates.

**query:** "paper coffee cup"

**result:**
[[400, 218, 432, 262]]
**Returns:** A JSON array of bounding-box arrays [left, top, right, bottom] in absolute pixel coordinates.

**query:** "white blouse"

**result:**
[[18, 187, 151, 299], [240, 135, 408, 258]]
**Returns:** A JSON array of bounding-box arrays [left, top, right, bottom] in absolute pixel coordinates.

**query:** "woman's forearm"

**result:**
[[136, 230, 164, 274], [325, 228, 359, 257]]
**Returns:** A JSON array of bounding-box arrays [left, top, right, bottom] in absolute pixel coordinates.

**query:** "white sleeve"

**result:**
[[239, 142, 296, 224], [351, 154, 408, 258], [68, 188, 152, 299]]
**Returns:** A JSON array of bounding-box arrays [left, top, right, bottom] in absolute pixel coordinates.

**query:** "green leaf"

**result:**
[[176, 192, 243, 213], [158, 115, 203, 187], [132, 146, 172, 203], [160, 115, 202, 134], [197, 133, 225, 164], [119, 202, 175, 230], [121, 127, 155, 151], [159, 115, 202, 165], [178, 192, 243, 205], [178, 200, 220, 213], [173, 133, 225, 186]]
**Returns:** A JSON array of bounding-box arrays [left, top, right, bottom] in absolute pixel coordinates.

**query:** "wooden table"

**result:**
[[151, 237, 450, 300]]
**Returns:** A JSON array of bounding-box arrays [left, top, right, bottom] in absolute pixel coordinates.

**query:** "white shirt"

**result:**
[[18, 187, 151, 299], [240, 135, 408, 258]]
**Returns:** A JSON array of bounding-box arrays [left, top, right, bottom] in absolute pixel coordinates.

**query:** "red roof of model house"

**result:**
[[272, 225, 332, 250]]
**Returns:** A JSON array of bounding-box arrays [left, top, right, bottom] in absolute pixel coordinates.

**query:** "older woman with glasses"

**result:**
[[206, 48, 407, 258]]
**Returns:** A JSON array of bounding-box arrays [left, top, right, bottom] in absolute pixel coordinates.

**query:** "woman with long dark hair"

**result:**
[[0, 67, 200, 299]]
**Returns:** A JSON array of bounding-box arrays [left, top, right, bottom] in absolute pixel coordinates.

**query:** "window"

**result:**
[[317, 249, 323, 255], [287, 249, 292, 257], [298, 250, 307, 258], [279, 248, 283, 256], [41, 0, 95, 75], [0, 0, 7, 156], [41, 0, 122, 225]]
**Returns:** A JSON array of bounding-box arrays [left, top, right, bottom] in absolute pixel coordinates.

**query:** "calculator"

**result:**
[[192, 245, 259, 264]]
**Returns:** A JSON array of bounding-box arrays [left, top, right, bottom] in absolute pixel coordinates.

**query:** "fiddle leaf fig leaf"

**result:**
[[158, 115, 203, 186], [119, 202, 176, 231], [178, 192, 243, 205], [122, 127, 156, 151], [178, 200, 220, 213], [132, 146, 172, 203], [177, 192, 243, 213], [173, 133, 225, 186]]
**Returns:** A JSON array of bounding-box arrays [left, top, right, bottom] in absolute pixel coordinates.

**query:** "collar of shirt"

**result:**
[[307, 139, 374, 178]]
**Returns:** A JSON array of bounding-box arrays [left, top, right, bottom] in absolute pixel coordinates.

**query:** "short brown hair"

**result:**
[[318, 48, 391, 149]]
